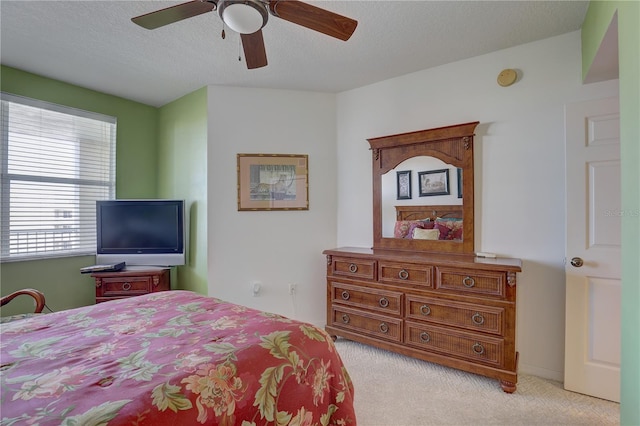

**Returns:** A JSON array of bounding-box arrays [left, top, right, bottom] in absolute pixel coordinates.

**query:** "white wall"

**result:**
[[205, 31, 618, 382], [207, 86, 337, 326], [335, 31, 618, 380]]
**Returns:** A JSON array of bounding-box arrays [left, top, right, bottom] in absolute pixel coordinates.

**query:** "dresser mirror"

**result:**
[[368, 122, 479, 254], [380, 156, 462, 238]]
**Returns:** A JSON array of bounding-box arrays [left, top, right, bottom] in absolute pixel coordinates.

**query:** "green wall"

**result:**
[[157, 88, 209, 295], [0, 66, 208, 314], [582, 2, 640, 424], [0, 66, 159, 198], [0, 66, 159, 314]]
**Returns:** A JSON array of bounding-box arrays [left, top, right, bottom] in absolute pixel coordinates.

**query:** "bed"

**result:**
[[0, 290, 355, 425], [395, 204, 463, 222], [394, 204, 464, 240]]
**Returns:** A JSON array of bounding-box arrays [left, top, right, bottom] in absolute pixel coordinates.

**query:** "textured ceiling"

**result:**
[[1, 1, 589, 107]]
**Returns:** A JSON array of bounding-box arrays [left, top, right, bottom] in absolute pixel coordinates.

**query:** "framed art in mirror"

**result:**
[[418, 168, 449, 197], [396, 170, 411, 200], [237, 153, 309, 211]]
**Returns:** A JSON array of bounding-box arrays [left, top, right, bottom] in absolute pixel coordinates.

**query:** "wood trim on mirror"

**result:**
[[368, 121, 479, 254]]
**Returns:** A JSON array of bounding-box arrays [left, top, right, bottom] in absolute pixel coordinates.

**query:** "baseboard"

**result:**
[[309, 320, 325, 329], [519, 363, 563, 382]]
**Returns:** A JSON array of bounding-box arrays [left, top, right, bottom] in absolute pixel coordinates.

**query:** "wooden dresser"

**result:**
[[92, 268, 170, 303], [324, 247, 522, 392]]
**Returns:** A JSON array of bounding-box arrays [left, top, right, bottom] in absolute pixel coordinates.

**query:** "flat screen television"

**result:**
[[96, 199, 186, 267]]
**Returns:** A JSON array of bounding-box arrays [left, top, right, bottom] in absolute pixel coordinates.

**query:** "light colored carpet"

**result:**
[[333, 339, 619, 425]]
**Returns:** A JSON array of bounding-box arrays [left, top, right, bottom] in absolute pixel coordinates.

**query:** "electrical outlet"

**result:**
[[251, 281, 261, 297], [288, 283, 297, 295]]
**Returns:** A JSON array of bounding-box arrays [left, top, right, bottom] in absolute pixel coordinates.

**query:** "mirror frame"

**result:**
[[368, 121, 479, 254]]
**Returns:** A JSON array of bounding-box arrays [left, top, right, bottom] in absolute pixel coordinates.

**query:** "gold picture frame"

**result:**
[[237, 154, 309, 211]]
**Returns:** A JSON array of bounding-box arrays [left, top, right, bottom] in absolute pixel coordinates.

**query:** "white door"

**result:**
[[564, 96, 620, 402]]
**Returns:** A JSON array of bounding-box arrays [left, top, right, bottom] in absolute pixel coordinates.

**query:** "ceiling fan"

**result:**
[[131, 0, 358, 69]]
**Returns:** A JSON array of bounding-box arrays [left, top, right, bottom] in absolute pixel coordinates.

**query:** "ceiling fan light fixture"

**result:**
[[219, 0, 268, 34]]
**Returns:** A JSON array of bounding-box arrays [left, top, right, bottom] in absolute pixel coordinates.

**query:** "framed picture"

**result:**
[[237, 154, 309, 211], [457, 167, 463, 199], [396, 170, 412, 200], [418, 168, 450, 197]]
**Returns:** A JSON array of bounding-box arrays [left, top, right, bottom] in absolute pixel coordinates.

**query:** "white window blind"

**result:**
[[1, 93, 116, 261]]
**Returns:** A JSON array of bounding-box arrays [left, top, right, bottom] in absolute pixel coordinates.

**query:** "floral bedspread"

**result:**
[[0, 291, 355, 425]]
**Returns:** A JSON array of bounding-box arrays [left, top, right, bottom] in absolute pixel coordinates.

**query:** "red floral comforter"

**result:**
[[0, 291, 355, 425]]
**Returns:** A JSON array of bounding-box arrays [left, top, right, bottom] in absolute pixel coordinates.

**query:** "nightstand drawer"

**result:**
[[405, 321, 504, 368], [330, 281, 402, 315], [406, 295, 505, 335], [331, 306, 402, 343], [436, 267, 506, 298], [100, 276, 152, 296], [330, 256, 376, 280], [379, 261, 433, 288], [92, 269, 170, 303]]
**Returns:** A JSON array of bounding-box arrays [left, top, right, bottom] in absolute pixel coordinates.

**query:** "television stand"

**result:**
[[91, 268, 170, 303]]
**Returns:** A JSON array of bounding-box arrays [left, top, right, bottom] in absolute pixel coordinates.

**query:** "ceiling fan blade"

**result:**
[[269, 0, 357, 41], [132, 1, 216, 30], [241, 31, 268, 69]]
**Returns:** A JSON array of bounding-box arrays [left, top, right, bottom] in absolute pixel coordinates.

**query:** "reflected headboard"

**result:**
[[396, 205, 463, 221]]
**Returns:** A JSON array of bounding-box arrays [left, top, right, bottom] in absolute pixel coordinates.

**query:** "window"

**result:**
[[1, 93, 116, 261]]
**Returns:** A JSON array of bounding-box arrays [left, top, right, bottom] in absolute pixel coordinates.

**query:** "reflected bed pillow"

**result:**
[[406, 221, 434, 239], [434, 218, 463, 240], [394, 220, 433, 239], [394, 221, 414, 238], [412, 228, 440, 240]]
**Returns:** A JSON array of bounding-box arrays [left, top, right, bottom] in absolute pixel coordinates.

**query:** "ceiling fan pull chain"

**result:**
[[221, 22, 226, 40], [238, 37, 242, 62]]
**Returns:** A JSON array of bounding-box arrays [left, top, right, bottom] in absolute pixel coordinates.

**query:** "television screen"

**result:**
[[96, 199, 185, 266]]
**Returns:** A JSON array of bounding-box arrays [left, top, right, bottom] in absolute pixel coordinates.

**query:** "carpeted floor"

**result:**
[[333, 339, 619, 425]]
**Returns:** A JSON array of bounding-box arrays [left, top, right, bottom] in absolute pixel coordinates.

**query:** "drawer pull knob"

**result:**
[[471, 312, 485, 325], [420, 332, 431, 343], [341, 291, 350, 300], [348, 263, 358, 273], [398, 269, 409, 280], [379, 322, 389, 333], [472, 342, 485, 355], [341, 314, 350, 324], [420, 305, 431, 316], [122, 282, 131, 291], [379, 297, 389, 308], [462, 276, 476, 288]]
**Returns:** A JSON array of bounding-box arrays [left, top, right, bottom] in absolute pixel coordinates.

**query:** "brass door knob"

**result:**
[[570, 257, 584, 267]]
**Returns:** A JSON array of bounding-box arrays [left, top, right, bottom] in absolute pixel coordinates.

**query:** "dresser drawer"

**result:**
[[406, 296, 505, 336], [436, 267, 506, 298], [405, 321, 504, 367], [330, 281, 402, 315], [331, 306, 402, 343], [378, 261, 433, 288], [330, 256, 376, 280], [99, 275, 153, 297]]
